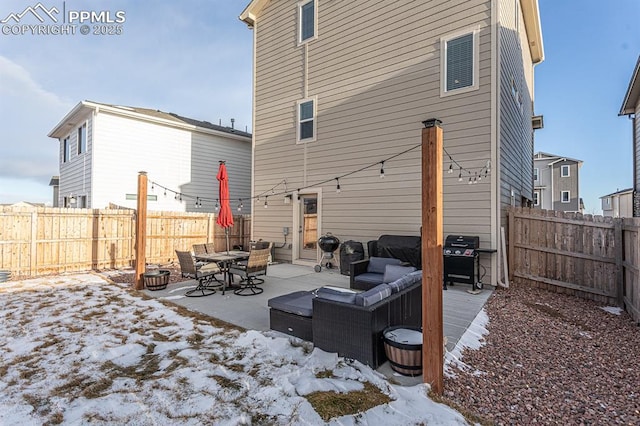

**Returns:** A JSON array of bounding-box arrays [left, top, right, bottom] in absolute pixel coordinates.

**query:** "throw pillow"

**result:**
[[388, 270, 422, 293], [382, 265, 416, 284], [354, 283, 392, 306], [367, 256, 402, 274]]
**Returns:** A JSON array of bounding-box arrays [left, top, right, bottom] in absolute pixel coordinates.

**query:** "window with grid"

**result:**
[[297, 98, 316, 142], [533, 168, 539, 181], [561, 164, 570, 177], [299, 0, 315, 43], [561, 191, 570, 203]]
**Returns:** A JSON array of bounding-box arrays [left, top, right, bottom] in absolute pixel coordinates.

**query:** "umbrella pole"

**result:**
[[225, 227, 230, 254]]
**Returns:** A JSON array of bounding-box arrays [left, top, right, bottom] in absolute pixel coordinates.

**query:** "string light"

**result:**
[[458, 169, 463, 182], [380, 161, 385, 178], [237, 199, 243, 212], [264, 196, 268, 208], [335, 178, 341, 193], [214, 199, 219, 212], [448, 163, 453, 174], [444, 148, 492, 185]]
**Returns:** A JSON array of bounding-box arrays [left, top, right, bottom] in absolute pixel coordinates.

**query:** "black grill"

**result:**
[[443, 235, 480, 290]]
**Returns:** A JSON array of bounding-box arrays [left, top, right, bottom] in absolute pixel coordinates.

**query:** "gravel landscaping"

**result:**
[[443, 284, 640, 425]]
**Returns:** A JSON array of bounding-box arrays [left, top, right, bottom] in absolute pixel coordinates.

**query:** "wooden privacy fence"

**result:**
[[0, 206, 251, 277], [509, 207, 640, 322]]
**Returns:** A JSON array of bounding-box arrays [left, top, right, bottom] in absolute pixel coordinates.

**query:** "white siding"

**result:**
[[91, 112, 252, 212], [59, 111, 93, 207]]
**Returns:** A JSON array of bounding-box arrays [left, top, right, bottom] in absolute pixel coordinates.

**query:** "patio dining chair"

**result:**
[[205, 243, 216, 253], [175, 250, 222, 297], [228, 247, 270, 296], [193, 244, 207, 256]]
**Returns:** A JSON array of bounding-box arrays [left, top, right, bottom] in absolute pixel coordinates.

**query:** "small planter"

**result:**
[[383, 326, 422, 376], [143, 270, 170, 291]]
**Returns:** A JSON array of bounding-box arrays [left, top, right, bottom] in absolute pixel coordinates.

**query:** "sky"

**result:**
[[0, 272, 476, 424], [0, 0, 639, 213]]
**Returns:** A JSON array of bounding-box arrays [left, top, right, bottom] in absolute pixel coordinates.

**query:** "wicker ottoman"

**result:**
[[267, 291, 314, 341]]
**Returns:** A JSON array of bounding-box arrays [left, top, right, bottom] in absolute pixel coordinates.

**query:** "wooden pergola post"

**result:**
[[134, 171, 148, 290], [421, 119, 444, 394]]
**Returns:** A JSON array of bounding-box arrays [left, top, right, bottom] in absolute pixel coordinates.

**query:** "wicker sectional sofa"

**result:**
[[268, 269, 422, 369]]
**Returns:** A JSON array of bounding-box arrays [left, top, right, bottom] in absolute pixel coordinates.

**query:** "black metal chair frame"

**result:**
[[228, 247, 270, 296], [175, 250, 223, 297]]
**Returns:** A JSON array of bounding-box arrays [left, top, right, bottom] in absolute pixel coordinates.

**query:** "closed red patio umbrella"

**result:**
[[216, 161, 234, 253]]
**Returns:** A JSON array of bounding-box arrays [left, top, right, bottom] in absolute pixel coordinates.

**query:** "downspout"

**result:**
[[633, 115, 638, 216], [250, 21, 257, 238]]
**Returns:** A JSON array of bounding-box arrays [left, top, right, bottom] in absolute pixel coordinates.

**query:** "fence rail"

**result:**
[[0, 206, 251, 277], [509, 207, 640, 323]]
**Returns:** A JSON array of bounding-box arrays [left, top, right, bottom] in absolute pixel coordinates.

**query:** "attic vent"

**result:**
[[532, 115, 544, 130]]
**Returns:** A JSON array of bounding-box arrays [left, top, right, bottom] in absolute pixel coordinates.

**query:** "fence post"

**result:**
[[134, 171, 148, 290], [30, 211, 37, 276], [421, 118, 444, 394], [614, 218, 624, 307]]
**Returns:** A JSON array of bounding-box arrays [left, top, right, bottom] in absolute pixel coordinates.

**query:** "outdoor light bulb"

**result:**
[[458, 170, 463, 182], [380, 162, 385, 178], [448, 163, 453, 174], [195, 198, 199, 208], [468, 177, 473, 185], [164, 189, 167, 197], [264, 198, 268, 208], [336, 179, 341, 193], [486, 160, 491, 173]]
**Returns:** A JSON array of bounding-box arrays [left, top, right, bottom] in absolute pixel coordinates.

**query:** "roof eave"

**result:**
[[619, 56, 640, 116], [521, 0, 545, 64], [47, 100, 96, 139], [239, 0, 269, 27]]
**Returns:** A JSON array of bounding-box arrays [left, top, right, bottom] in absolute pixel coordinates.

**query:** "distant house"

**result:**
[[600, 188, 633, 218], [48, 101, 252, 212], [533, 151, 583, 213], [619, 55, 640, 217], [49, 176, 59, 207], [240, 0, 545, 285]]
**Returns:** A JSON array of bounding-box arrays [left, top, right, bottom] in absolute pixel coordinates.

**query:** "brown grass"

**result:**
[[305, 381, 392, 421], [428, 390, 492, 426]]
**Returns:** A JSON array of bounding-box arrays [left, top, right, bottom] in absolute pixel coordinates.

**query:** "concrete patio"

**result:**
[[143, 263, 493, 385]]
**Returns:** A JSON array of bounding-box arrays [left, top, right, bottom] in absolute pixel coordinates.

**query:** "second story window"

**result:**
[[297, 98, 316, 142], [77, 122, 87, 154], [561, 164, 570, 177], [561, 190, 570, 203], [533, 191, 539, 206], [441, 29, 479, 96], [63, 137, 70, 163], [298, 0, 316, 43], [533, 167, 539, 181]]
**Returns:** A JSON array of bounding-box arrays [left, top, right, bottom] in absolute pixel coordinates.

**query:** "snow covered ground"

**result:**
[[0, 273, 484, 425]]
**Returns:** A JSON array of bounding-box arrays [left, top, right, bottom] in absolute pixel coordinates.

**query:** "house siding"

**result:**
[[635, 106, 640, 216], [91, 112, 252, 212], [59, 111, 93, 207], [498, 0, 535, 214], [551, 161, 579, 211], [252, 0, 497, 273]]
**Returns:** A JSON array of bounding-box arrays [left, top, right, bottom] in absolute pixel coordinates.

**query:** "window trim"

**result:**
[[440, 27, 480, 97], [561, 164, 570, 177], [561, 190, 570, 203], [77, 122, 87, 155], [297, 0, 317, 45], [296, 96, 317, 143], [533, 191, 540, 206], [533, 167, 539, 181]]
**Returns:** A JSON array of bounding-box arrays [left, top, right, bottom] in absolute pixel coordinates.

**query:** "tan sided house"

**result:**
[[240, 0, 544, 285]]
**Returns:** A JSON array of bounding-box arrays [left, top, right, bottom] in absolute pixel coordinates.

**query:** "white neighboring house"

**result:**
[[600, 188, 633, 218], [48, 101, 252, 212]]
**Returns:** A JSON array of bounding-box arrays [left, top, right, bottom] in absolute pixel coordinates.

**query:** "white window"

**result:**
[[77, 122, 87, 154], [561, 164, 570, 177], [561, 191, 570, 203], [63, 137, 70, 162], [441, 28, 479, 96], [298, 0, 316, 44], [533, 191, 540, 206], [297, 98, 316, 142], [533, 168, 539, 181]]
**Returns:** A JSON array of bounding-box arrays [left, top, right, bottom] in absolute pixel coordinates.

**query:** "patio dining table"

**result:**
[[195, 250, 250, 294]]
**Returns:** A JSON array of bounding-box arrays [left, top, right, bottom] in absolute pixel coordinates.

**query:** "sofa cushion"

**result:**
[[268, 291, 314, 317], [367, 256, 402, 274], [355, 284, 393, 307], [354, 272, 384, 285], [316, 286, 357, 304], [382, 265, 416, 284], [388, 270, 423, 293]]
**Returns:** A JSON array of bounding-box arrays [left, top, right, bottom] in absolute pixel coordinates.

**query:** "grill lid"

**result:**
[[444, 235, 480, 249]]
